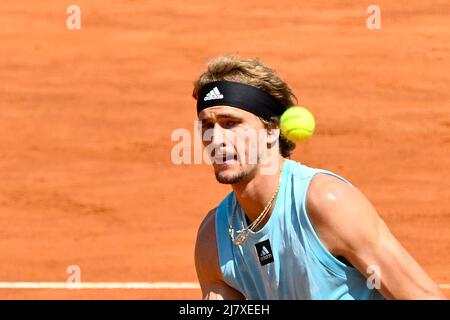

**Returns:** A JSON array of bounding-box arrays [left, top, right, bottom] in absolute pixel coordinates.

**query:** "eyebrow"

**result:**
[[199, 113, 242, 121]]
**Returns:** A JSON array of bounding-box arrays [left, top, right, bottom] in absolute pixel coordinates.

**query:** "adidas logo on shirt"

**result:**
[[255, 240, 274, 266], [203, 87, 224, 101], [259, 246, 270, 257]]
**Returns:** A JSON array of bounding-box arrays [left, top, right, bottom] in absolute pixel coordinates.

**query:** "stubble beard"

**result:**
[[214, 159, 260, 185], [215, 167, 247, 184]]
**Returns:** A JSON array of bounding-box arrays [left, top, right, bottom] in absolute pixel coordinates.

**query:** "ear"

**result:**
[[266, 127, 280, 148]]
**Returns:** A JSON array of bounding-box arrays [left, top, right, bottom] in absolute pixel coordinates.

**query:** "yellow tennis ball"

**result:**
[[280, 106, 316, 142]]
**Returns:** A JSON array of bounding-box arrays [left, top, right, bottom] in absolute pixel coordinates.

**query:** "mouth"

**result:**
[[214, 154, 238, 165]]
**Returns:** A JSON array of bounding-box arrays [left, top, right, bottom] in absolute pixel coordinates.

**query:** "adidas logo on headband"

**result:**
[[203, 87, 224, 101]]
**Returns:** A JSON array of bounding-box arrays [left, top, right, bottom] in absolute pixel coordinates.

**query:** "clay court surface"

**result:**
[[0, 1, 448, 299]]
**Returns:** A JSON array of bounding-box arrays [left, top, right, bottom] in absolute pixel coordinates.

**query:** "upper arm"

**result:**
[[194, 208, 245, 300], [306, 174, 445, 300]]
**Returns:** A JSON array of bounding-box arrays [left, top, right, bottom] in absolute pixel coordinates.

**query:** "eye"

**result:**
[[201, 121, 213, 130], [223, 120, 239, 128]]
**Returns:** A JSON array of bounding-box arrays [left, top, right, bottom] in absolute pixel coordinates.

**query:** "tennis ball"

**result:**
[[280, 106, 316, 142]]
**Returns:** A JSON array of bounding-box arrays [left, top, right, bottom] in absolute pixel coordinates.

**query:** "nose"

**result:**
[[211, 123, 226, 148]]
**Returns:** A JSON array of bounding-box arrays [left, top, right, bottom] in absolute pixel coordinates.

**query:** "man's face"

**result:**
[[198, 106, 267, 184]]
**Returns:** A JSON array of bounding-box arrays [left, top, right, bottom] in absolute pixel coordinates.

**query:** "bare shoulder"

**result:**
[[195, 208, 222, 281], [196, 208, 218, 255], [305, 173, 382, 255], [306, 172, 376, 217], [195, 208, 246, 299]]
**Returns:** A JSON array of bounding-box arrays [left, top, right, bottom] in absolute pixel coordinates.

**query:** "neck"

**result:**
[[232, 156, 285, 223]]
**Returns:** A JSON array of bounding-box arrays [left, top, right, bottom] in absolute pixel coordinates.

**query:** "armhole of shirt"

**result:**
[[299, 170, 358, 279]]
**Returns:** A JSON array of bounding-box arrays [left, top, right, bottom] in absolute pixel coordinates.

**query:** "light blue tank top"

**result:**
[[215, 159, 384, 300]]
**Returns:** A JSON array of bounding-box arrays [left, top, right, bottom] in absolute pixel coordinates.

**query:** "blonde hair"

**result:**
[[193, 54, 297, 157]]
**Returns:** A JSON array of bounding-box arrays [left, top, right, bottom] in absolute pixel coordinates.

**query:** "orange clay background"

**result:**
[[0, 0, 449, 299]]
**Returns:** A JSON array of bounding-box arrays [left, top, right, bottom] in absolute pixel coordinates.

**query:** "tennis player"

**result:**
[[193, 55, 445, 300]]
